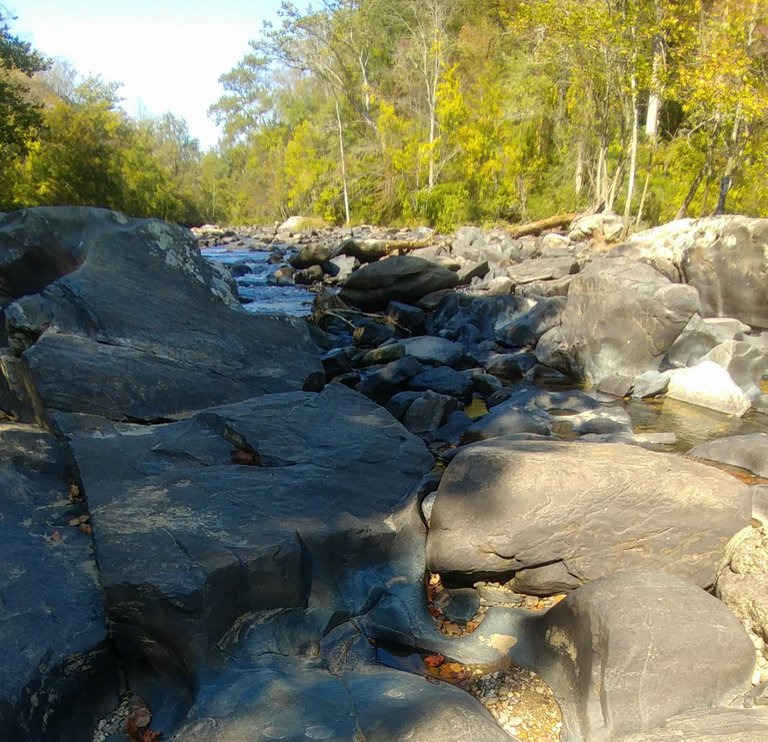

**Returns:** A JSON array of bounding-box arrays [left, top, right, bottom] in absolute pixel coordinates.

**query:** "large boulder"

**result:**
[[0, 207, 323, 422], [616, 708, 768, 742], [535, 258, 700, 384], [55, 384, 434, 688], [0, 426, 118, 741], [426, 439, 750, 592], [538, 570, 756, 741], [615, 216, 768, 329], [666, 361, 752, 416], [715, 525, 768, 685], [339, 256, 459, 310]]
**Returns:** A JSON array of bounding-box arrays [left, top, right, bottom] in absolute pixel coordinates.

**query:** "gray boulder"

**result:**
[[463, 406, 553, 443], [616, 216, 768, 328], [339, 256, 459, 310], [616, 708, 768, 742], [664, 314, 751, 369], [496, 296, 566, 349], [716, 525, 768, 686], [0, 207, 324, 422], [426, 440, 750, 592], [506, 256, 578, 284], [400, 336, 464, 366], [690, 433, 768, 479], [535, 258, 700, 384], [539, 570, 756, 741], [0, 426, 118, 741], [55, 384, 434, 700]]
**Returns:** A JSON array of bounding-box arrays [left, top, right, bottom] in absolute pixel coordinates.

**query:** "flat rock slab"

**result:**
[[0, 425, 117, 741], [666, 361, 752, 416], [540, 570, 756, 741], [616, 708, 768, 741], [170, 656, 515, 742], [426, 440, 750, 592], [57, 385, 434, 671], [690, 433, 768, 478], [1, 207, 323, 421]]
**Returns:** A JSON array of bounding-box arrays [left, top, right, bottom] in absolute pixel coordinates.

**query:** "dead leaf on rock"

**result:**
[[423, 653, 445, 668], [49, 530, 61, 542], [79, 523, 92, 535]]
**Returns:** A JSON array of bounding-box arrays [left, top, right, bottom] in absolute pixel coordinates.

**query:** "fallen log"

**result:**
[[505, 213, 579, 239]]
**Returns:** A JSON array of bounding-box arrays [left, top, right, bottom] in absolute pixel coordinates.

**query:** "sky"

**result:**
[[8, 0, 286, 149]]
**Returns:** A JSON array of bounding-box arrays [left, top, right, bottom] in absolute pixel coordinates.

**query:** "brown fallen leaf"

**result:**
[[68, 517, 81, 527], [50, 530, 61, 542], [230, 448, 260, 465], [424, 653, 445, 668], [79, 523, 92, 535]]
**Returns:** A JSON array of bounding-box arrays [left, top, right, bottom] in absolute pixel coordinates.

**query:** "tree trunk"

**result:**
[[622, 71, 640, 238], [334, 95, 351, 225], [675, 163, 706, 219], [507, 212, 579, 238]]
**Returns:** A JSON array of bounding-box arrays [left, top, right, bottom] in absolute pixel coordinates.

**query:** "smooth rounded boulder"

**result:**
[[339, 256, 459, 310], [538, 570, 756, 741], [426, 440, 751, 592]]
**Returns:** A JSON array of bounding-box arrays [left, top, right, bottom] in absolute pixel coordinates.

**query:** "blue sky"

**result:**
[[9, 0, 286, 148]]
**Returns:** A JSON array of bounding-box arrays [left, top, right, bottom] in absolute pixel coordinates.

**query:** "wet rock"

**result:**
[[426, 440, 750, 591], [294, 264, 324, 284], [540, 570, 756, 741], [439, 587, 481, 624]]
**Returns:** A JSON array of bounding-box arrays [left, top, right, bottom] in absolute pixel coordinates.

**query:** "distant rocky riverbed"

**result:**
[[1, 207, 768, 742]]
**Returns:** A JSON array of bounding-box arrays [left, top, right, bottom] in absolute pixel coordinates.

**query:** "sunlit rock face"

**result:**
[[613, 215, 768, 329]]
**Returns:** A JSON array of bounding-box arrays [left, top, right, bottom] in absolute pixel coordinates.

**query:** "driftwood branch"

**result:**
[[505, 213, 579, 239]]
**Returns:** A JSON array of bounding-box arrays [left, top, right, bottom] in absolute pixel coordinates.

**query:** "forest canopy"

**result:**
[[2, 0, 768, 229]]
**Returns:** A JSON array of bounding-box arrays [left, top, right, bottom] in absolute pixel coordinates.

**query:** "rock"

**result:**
[[616, 707, 768, 741], [428, 293, 531, 346], [616, 216, 768, 328], [54, 385, 434, 692], [569, 212, 625, 241], [469, 371, 503, 397], [496, 297, 566, 349], [0, 208, 324, 422], [352, 322, 396, 348], [463, 406, 553, 443], [426, 440, 750, 591], [289, 243, 334, 269], [632, 370, 669, 398], [266, 265, 295, 285], [484, 351, 537, 381], [339, 256, 459, 311], [359, 342, 406, 367], [690, 433, 768, 478], [277, 215, 309, 232], [325, 253, 358, 282], [321, 347, 358, 380], [385, 301, 426, 335], [451, 226, 512, 263], [440, 587, 481, 624], [356, 356, 423, 401], [408, 366, 474, 402], [666, 361, 752, 416], [754, 485, 768, 527], [456, 259, 489, 284], [294, 264, 324, 284], [567, 406, 634, 435], [595, 373, 634, 398], [400, 336, 464, 367], [540, 570, 756, 741], [399, 391, 461, 436], [535, 258, 700, 384], [506, 256, 578, 284], [515, 274, 574, 298], [702, 339, 767, 397], [0, 426, 118, 741], [716, 526, 768, 685], [170, 656, 514, 742], [664, 314, 751, 369]]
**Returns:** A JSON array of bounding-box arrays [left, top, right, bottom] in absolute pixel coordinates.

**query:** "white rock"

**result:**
[[666, 361, 751, 416]]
